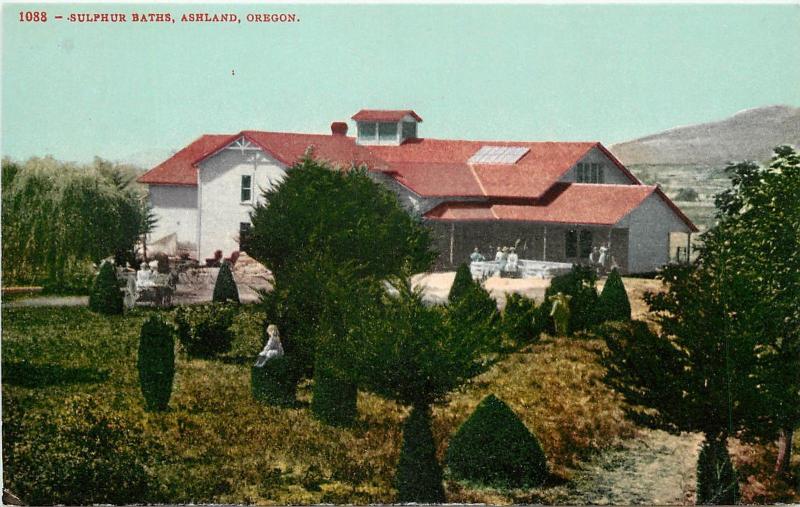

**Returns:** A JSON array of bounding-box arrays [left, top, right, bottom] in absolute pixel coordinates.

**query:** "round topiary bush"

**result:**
[[213, 261, 240, 304], [173, 303, 235, 358], [137, 315, 175, 412], [251, 356, 297, 407], [446, 394, 548, 488], [396, 405, 446, 503], [311, 360, 357, 427], [88, 261, 123, 315], [597, 268, 631, 323], [696, 437, 739, 505]]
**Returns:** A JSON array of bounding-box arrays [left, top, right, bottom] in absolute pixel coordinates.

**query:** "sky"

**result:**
[[2, 3, 800, 166]]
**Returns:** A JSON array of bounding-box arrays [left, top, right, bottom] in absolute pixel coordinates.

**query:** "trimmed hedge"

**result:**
[[597, 268, 631, 323], [173, 303, 235, 358], [448, 263, 474, 303], [311, 360, 358, 427], [446, 394, 548, 488], [696, 437, 739, 505], [213, 261, 240, 304], [137, 315, 175, 411], [251, 356, 296, 407], [88, 261, 123, 315], [396, 405, 446, 503]]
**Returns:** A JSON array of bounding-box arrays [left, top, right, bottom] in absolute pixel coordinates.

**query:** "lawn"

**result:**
[[2, 304, 639, 504]]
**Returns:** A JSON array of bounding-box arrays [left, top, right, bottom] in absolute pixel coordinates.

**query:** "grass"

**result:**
[[2, 304, 635, 504]]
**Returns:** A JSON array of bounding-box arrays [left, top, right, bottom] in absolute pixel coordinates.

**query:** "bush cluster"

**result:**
[[213, 261, 240, 304], [396, 405, 445, 503], [8, 395, 160, 505], [174, 303, 236, 358], [446, 394, 548, 488], [251, 356, 297, 407], [137, 315, 176, 411], [88, 261, 124, 315], [502, 293, 545, 347]]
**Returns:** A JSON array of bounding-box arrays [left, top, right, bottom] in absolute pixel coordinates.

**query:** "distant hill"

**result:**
[[610, 105, 800, 166]]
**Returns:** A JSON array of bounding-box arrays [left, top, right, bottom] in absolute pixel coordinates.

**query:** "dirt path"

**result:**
[[554, 429, 703, 505]]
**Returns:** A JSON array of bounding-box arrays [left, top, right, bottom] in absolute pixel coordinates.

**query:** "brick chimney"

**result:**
[[330, 122, 348, 136]]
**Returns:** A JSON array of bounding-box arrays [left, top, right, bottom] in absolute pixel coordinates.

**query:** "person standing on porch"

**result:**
[[470, 247, 485, 263]]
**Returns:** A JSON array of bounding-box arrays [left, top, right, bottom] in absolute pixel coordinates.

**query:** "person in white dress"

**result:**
[[254, 324, 284, 367], [506, 247, 519, 273]]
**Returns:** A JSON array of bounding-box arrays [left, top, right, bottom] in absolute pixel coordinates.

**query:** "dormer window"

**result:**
[[351, 109, 422, 145]]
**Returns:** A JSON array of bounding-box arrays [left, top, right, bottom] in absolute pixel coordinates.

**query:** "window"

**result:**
[[241, 174, 252, 202], [402, 121, 417, 140], [239, 222, 252, 251], [565, 229, 593, 259], [358, 122, 377, 141], [576, 163, 605, 183], [379, 122, 398, 141]]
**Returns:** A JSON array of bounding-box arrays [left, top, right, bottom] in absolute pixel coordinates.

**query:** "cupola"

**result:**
[[351, 109, 422, 146]]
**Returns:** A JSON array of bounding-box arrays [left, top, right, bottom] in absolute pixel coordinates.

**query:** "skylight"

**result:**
[[468, 146, 530, 165]]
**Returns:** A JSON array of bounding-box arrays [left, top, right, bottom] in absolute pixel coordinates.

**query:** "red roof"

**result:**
[[137, 134, 236, 186], [351, 109, 423, 122], [424, 183, 697, 231]]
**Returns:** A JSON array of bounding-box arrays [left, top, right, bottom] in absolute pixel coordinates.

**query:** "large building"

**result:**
[[138, 109, 697, 273]]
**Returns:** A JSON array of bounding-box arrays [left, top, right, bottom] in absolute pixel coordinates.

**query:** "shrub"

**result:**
[[137, 315, 176, 411], [251, 356, 297, 407], [9, 395, 159, 505], [446, 394, 548, 488], [502, 293, 542, 347], [449, 263, 474, 303], [675, 187, 699, 202], [88, 260, 123, 315], [447, 278, 500, 346], [396, 405, 445, 503], [311, 358, 358, 427], [696, 437, 739, 505], [545, 265, 600, 334], [174, 303, 235, 358], [596, 268, 631, 323], [213, 261, 240, 304]]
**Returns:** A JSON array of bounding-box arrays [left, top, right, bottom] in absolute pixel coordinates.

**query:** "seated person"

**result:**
[[505, 247, 519, 272], [254, 324, 284, 367]]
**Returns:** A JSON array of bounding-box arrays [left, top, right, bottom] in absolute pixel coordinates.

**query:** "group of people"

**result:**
[[588, 245, 619, 274], [470, 245, 521, 275]]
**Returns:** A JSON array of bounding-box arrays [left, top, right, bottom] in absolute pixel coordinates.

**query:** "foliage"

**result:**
[[697, 437, 740, 505], [213, 261, 240, 304], [596, 269, 631, 323], [137, 315, 176, 411], [502, 293, 544, 347], [174, 303, 236, 358], [448, 263, 474, 303], [251, 357, 297, 407], [446, 394, 548, 488], [545, 265, 600, 334], [88, 260, 124, 315], [396, 405, 445, 503], [8, 394, 159, 505], [1, 156, 151, 289], [674, 187, 699, 201], [311, 356, 358, 426]]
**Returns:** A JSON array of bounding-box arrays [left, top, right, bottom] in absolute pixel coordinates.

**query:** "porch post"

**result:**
[[449, 223, 455, 266], [543, 225, 547, 261], [687, 232, 692, 262]]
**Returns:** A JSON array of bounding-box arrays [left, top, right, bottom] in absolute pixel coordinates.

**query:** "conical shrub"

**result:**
[[89, 261, 123, 315], [446, 394, 548, 488], [449, 263, 475, 303], [137, 315, 175, 411], [696, 437, 739, 505], [597, 268, 631, 323], [396, 405, 446, 503], [213, 261, 240, 303]]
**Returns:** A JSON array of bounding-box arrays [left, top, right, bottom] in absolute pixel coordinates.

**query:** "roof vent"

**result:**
[[330, 122, 348, 136], [468, 146, 530, 165]]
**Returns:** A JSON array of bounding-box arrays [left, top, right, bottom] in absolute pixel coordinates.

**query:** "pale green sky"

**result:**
[[2, 3, 799, 165]]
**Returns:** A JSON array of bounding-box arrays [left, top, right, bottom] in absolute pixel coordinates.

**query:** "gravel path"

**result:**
[[3, 295, 89, 308], [556, 429, 703, 505]]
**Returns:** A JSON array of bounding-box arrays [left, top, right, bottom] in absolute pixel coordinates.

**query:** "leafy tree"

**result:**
[[343, 277, 497, 502], [545, 265, 600, 334], [596, 268, 631, 323], [446, 394, 548, 488], [213, 261, 240, 303], [448, 263, 474, 303], [88, 261, 123, 315], [137, 315, 176, 411]]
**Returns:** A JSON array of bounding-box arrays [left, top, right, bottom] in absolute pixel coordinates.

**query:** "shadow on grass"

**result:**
[[2, 360, 109, 388]]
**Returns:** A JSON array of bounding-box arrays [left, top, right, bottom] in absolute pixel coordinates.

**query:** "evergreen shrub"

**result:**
[[502, 293, 543, 346], [544, 265, 600, 334], [696, 438, 739, 505], [311, 359, 358, 426], [88, 261, 123, 315], [396, 405, 446, 503], [251, 356, 296, 407], [446, 394, 548, 488], [448, 263, 475, 303], [137, 315, 175, 411], [213, 261, 240, 304], [174, 303, 235, 358], [597, 268, 631, 323]]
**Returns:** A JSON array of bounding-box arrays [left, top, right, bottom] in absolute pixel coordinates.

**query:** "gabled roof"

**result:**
[[351, 109, 423, 122], [241, 131, 384, 169], [424, 182, 697, 232], [137, 134, 237, 186]]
